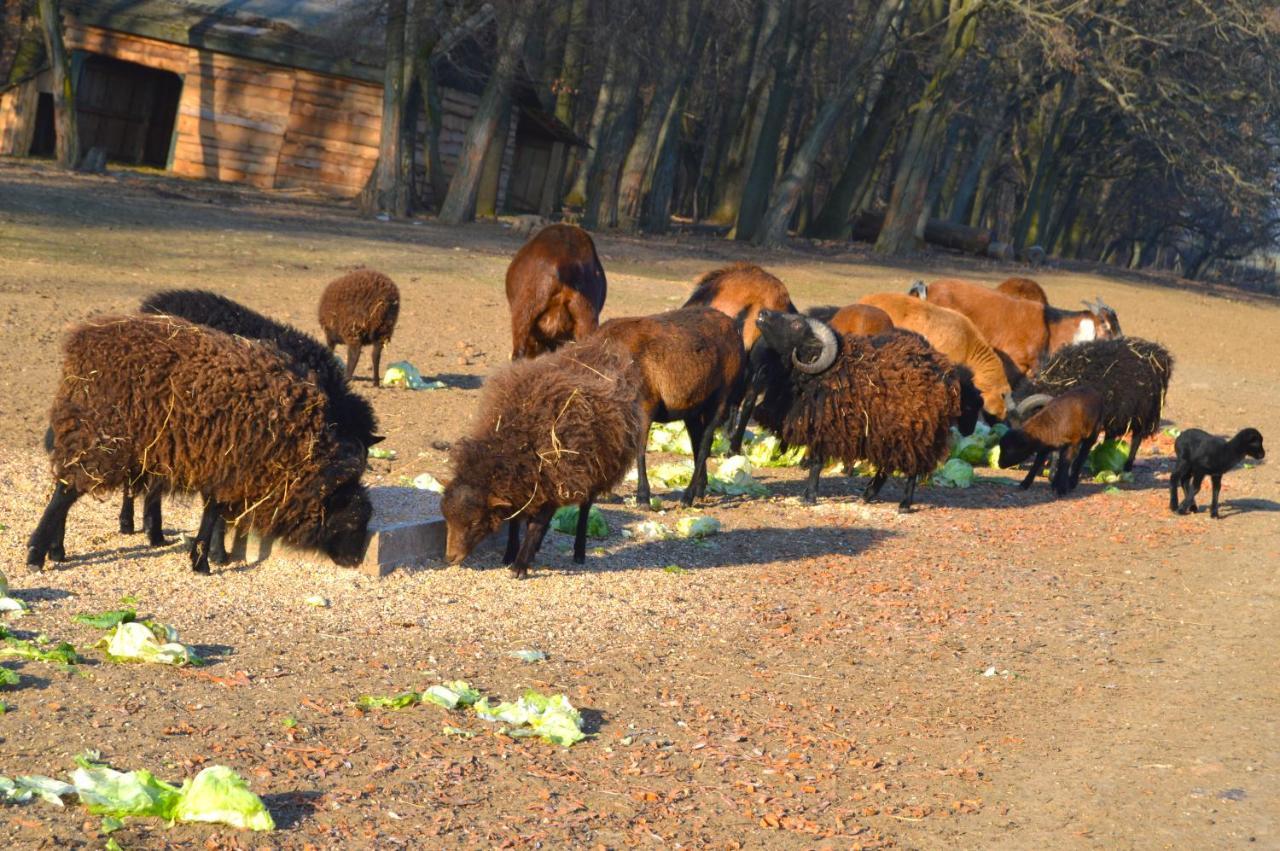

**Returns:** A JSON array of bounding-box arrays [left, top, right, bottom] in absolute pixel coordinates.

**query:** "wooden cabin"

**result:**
[[0, 0, 581, 212]]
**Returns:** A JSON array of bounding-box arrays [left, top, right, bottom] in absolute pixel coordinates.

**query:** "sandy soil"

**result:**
[[0, 159, 1276, 849]]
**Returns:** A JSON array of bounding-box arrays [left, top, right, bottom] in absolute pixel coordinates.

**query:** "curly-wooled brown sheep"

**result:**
[[442, 336, 643, 579], [753, 311, 960, 511], [26, 315, 372, 574], [1015, 337, 1173, 472], [506, 224, 607, 359], [319, 269, 400, 383]]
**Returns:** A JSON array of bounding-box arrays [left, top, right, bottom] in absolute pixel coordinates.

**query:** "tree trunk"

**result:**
[[411, 14, 447, 209], [947, 118, 998, 224], [639, 94, 683, 233], [875, 0, 985, 256], [615, 0, 707, 233], [706, 1, 783, 225], [582, 62, 641, 230], [554, 0, 588, 125], [805, 63, 909, 239], [754, 0, 907, 247], [1012, 76, 1075, 250], [361, 0, 408, 217], [564, 44, 618, 208], [36, 0, 78, 169], [733, 1, 807, 242], [439, 10, 530, 225]]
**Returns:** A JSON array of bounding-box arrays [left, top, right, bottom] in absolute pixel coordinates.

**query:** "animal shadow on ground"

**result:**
[[260, 791, 321, 830], [8, 587, 72, 603], [432, 373, 484, 390], [37, 539, 183, 571], [579, 707, 606, 736], [1207, 498, 1280, 519], [188, 644, 234, 664]]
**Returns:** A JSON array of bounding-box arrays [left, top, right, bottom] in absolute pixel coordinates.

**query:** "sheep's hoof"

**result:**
[[47, 545, 66, 562], [802, 494, 818, 506], [209, 548, 228, 566], [25, 548, 44, 570], [509, 565, 529, 579], [1210, 511, 1221, 520], [896, 504, 913, 515], [148, 534, 167, 548], [572, 554, 586, 565], [119, 519, 135, 534]]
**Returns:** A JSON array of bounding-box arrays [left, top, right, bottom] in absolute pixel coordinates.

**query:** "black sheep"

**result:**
[[1015, 337, 1173, 472], [1169, 428, 1265, 518], [998, 388, 1104, 495]]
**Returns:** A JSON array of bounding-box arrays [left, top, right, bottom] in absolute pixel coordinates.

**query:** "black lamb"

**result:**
[[1169, 428, 1265, 518]]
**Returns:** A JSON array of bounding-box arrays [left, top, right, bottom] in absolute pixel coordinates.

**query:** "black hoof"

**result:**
[[1018, 481, 1032, 490], [509, 565, 529, 579], [119, 520, 135, 534], [209, 549, 228, 566], [897, 504, 913, 514], [25, 548, 44, 571], [573, 554, 585, 565], [148, 534, 167, 548], [191, 561, 211, 575], [47, 545, 66, 562]]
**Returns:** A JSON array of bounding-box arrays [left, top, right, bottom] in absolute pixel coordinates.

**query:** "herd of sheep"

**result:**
[[24, 223, 1264, 580]]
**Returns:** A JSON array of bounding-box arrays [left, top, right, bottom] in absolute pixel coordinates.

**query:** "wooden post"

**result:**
[[36, 0, 79, 169]]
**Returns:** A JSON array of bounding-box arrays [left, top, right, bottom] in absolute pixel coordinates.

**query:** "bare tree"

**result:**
[[35, 0, 77, 168]]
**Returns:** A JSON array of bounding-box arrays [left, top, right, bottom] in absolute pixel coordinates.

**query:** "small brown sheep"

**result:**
[[442, 336, 643, 579], [318, 269, 400, 384], [505, 224, 607, 359]]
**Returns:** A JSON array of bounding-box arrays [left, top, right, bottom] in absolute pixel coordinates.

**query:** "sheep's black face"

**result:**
[[1096, 308, 1122, 339], [997, 430, 1038, 469], [756, 309, 816, 361], [1241, 428, 1265, 459], [321, 480, 373, 566], [441, 481, 505, 565]]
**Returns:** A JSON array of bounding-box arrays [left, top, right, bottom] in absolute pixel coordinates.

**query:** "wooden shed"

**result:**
[[0, 0, 581, 211]]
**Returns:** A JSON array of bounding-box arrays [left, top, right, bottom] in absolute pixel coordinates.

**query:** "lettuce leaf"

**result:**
[[173, 766, 274, 832]]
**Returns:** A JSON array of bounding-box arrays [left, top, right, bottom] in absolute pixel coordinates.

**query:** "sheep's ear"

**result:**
[[367, 434, 386, 446]]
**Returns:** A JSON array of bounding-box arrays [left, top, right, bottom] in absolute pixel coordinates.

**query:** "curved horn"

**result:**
[[1094, 294, 1112, 312], [1081, 299, 1098, 312], [791, 318, 838, 374], [1015, 394, 1055, 419]]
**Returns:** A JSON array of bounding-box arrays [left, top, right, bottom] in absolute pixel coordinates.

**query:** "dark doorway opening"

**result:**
[[76, 54, 182, 166], [28, 93, 56, 156]]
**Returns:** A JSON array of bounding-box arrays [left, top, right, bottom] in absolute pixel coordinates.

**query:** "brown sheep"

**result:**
[[806, 304, 895, 337], [998, 387, 1104, 495], [858, 292, 1012, 419], [911, 278, 1121, 377], [505, 224, 607, 359], [753, 311, 960, 511], [442, 336, 642, 579], [593, 307, 746, 509], [996, 276, 1049, 305], [319, 269, 401, 384], [683, 263, 796, 453], [26, 315, 372, 573]]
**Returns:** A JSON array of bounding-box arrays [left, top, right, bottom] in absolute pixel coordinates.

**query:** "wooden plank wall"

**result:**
[[19, 24, 525, 202]]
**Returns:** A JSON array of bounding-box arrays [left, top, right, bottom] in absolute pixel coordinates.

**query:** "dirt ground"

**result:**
[[0, 158, 1276, 850]]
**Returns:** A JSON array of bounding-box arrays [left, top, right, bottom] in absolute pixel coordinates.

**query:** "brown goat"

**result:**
[[505, 224, 607, 359], [998, 387, 1104, 495], [27, 315, 372, 573], [683, 263, 795, 453], [442, 336, 642, 579], [858, 292, 1012, 419], [911, 278, 1121, 377], [593, 307, 746, 509], [319, 269, 401, 384], [996, 276, 1049, 305]]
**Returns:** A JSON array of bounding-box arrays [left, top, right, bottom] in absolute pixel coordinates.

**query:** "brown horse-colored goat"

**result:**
[[505, 224, 607, 359]]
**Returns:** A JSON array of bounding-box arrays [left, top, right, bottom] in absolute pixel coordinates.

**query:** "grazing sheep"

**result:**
[[27, 315, 372, 573], [910, 278, 1121, 377], [858, 292, 1014, 419], [996, 276, 1049, 305], [684, 263, 796, 454], [997, 388, 1104, 495], [594, 307, 745, 508], [134, 289, 381, 561], [1016, 337, 1173, 472], [1170, 428, 1265, 518], [318, 269, 400, 383], [806, 304, 895, 337], [442, 336, 642, 579], [753, 311, 960, 511], [506, 224, 607, 359]]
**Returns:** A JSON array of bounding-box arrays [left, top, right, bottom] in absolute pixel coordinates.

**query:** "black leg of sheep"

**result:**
[[863, 470, 887, 503], [1123, 437, 1142, 472], [142, 486, 166, 547], [1169, 460, 1190, 512], [189, 498, 224, 574], [897, 476, 918, 513], [1019, 452, 1050, 490], [119, 493, 136, 534], [27, 481, 80, 570], [803, 457, 825, 504], [344, 344, 363, 381], [208, 517, 229, 565], [510, 504, 556, 579], [370, 341, 384, 388], [573, 497, 595, 564], [502, 518, 522, 565]]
